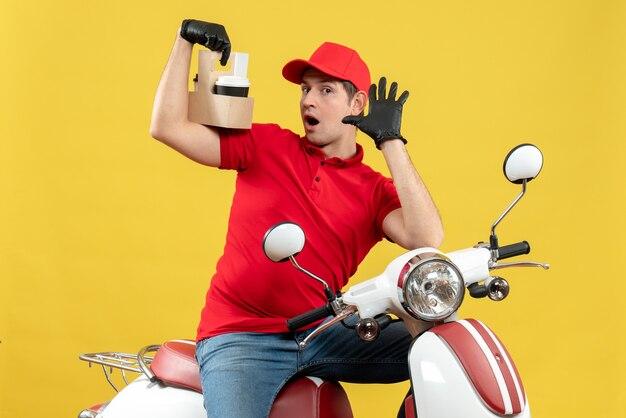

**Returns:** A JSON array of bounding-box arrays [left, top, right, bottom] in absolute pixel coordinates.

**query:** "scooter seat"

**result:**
[[270, 376, 353, 418], [150, 340, 353, 418], [150, 340, 202, 392]]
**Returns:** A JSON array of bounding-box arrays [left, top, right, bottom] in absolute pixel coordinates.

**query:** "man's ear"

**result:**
[[351, 91, 367, 115]]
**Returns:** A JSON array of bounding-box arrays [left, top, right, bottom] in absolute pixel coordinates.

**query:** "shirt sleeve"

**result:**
[[219, 123, 289, 172], [218, 126, 256, 172], [374, 177, 402, 238]]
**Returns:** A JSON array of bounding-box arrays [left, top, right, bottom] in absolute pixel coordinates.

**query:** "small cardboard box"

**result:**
[[188, 50, 254, 129]]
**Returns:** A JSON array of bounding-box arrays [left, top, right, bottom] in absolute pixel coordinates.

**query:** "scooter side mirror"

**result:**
[[262, 222, 306, 262], [503, 144, 543, 184], [490, 143, 544, 252]]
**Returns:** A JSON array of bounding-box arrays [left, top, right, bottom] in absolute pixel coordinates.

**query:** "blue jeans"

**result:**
[[195, 316, 411, 418]]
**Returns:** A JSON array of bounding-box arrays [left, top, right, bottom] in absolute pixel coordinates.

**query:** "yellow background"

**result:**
[[1, 0, 625, 417]]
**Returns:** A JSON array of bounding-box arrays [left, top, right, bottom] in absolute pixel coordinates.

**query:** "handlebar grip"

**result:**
[[286, 304, 333, 332], [498, 241, 531, 260]]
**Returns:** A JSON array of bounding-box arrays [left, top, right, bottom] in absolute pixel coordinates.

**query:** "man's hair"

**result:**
[[341, 80, 365, 117], [341, 80, 358, 100]]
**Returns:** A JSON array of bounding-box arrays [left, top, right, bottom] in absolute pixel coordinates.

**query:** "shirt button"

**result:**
[[315, 177, 321, 182], [320, 161, 325, 166]]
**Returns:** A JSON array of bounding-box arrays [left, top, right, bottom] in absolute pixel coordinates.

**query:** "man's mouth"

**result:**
[[305, 116, 320, 127]]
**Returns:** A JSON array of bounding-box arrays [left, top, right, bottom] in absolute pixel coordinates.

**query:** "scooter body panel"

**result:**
[[408, 321, 531, 418], [100, 375, 205, 418]]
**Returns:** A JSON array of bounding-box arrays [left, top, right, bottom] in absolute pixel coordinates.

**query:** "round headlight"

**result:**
[[398, 255, 464, 321]]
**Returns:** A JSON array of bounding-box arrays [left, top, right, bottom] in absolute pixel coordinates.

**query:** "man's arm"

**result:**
[[343, 77, 443, 250], [150, 25, 224, 167], [380, 140, 443, 249]]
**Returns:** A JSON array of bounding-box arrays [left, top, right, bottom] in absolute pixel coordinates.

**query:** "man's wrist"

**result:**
[[174, 29, 195, 51], [377, 137, 407, 150]]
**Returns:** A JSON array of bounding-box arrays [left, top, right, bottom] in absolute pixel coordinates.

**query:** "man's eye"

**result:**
[[322, 87, 332, 94], [301, 87, 310, 94]]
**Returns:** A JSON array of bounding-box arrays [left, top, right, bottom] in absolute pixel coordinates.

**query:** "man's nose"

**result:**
[[302, 91, 317, 108]]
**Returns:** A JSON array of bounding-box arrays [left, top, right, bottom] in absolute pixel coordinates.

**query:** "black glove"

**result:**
[[180, 19, 231, 66], [342, 77, 409, 149]]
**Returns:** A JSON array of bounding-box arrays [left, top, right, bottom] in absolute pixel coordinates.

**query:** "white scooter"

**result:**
[[78, 144, 548, 418]]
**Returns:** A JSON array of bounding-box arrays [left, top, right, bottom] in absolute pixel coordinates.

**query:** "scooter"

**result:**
[[78, 143, 548, 418]]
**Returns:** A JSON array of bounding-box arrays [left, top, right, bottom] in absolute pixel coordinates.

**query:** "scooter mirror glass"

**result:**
[[262, 222, 306, 262], [503, 144, 543, 184]]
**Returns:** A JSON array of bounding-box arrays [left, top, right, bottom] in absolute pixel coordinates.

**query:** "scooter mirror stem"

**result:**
[[490, 179, 527, 256], [289, 256, 336, 301]]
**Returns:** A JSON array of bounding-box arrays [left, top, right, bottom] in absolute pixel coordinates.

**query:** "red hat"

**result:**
[[282, 42, 371, 94]]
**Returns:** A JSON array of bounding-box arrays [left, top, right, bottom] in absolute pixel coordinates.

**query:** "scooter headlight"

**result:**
[[398, 254, 465, 321]]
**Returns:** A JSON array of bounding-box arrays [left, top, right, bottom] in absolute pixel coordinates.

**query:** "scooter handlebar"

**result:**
[[286, 304, 334, 331], [498, 241, 530, 260]]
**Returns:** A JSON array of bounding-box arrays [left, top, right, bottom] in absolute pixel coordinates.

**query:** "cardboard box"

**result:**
[[188, 50, 254, 129]]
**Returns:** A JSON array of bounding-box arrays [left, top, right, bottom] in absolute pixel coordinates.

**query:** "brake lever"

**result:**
[[490, 261, 550, 270], [298, 306, 357, 349]]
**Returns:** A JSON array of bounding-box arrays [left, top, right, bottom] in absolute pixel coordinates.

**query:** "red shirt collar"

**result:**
[[300, 137, 364, 168]]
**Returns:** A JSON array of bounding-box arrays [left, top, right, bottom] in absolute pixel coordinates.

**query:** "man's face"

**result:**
[[299, 69, 356, 148]]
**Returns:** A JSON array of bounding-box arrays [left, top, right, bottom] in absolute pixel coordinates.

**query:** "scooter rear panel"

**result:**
[[100, 375, 206, 418]]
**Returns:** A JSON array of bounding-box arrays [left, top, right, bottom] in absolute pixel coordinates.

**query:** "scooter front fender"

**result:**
[[100, 375, 205, 418], [408, 319, 530, 418]]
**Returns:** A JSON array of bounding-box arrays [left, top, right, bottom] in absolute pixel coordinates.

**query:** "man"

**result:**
[[150, 19, 443, 418]]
